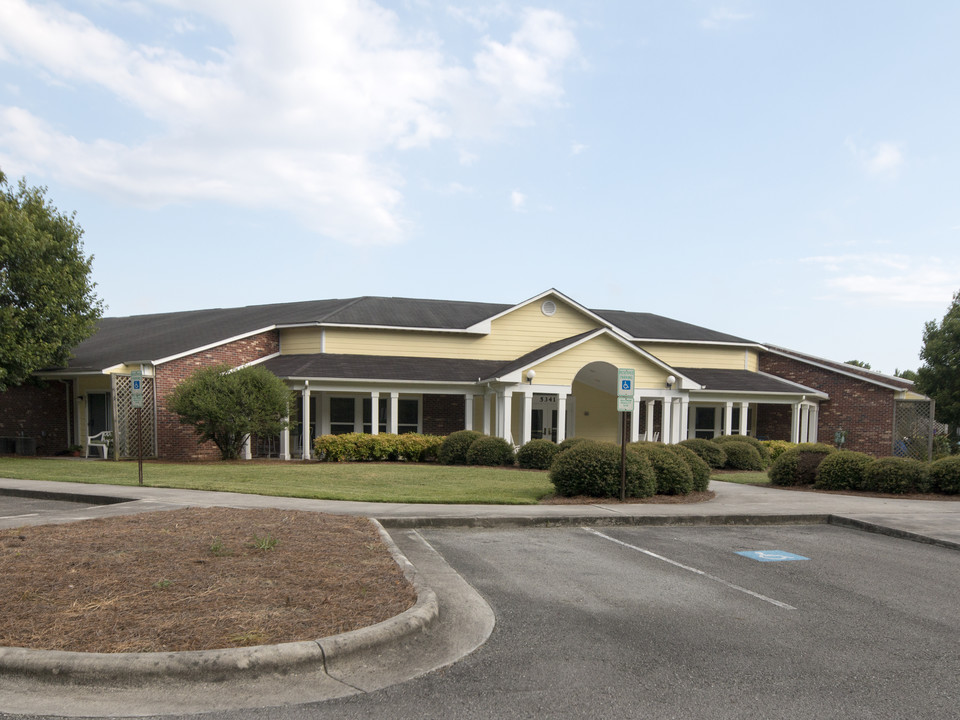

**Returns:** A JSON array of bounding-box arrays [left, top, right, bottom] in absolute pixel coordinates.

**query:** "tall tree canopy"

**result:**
[[0, 170, 103, 390], [916, 290, 960, 432], [167, 365, 293, 460]]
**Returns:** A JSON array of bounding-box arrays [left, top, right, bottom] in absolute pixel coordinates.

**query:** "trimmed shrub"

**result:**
[[768, 443, 837, 486], [762, 440, 796, 461], [814, 450, 874, 491], [438, 430, 484, 465], [863, 457, 929, 494], [665, 444, 711, 492], [632, 444, 693, 495], [558, 437, 589, 453], [550, 440, 656, 498], [928, 456, 960, 494], [517, 439, 560, 470], [678, 438, 727, 469], [712, 435, 771, 465], [466, 436, 516, 466], [718, 441, 764, 471], [313, 432, 443, 462]]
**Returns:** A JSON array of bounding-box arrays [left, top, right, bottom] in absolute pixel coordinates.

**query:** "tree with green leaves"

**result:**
[[915, 290, 960, 437], [845, 359, 872, 370], [0, 170, 103, 390], [166, 364, 293, 460]]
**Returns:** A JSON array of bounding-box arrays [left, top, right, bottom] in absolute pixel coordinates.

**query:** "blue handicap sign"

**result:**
[[737, 550, 809, 562]]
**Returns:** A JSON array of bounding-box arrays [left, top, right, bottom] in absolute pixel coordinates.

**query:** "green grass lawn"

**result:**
[[711, 470, 771, 485], [0, 457, 555, 505]]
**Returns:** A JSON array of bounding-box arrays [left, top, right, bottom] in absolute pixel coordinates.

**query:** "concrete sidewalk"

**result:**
[[1, 477, 958, 717]]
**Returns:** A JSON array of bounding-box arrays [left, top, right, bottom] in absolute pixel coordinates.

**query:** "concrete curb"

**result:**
[[0, 519, 439, 684], [378, 513, 834, 530]]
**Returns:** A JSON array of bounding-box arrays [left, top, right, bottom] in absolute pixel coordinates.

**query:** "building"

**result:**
[[0, 289, 931, 461]]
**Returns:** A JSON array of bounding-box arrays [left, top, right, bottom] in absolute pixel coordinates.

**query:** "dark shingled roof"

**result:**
[[763, 345, 915, 390], [55, 294, 755, 373], [262, 354, 509, 383], [593, 309, 753, 344], [675, 368, 818, 394]]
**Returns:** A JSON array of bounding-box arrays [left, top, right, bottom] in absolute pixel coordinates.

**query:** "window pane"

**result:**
[[330, 397, 354, 424]]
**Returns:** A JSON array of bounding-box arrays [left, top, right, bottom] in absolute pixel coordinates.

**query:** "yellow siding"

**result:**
[[78, 376, 111, 393], [640, 343, 758, 371], [532, 334, 667, 388], [569, 380, 619, 442], [286, 294, 603, 360]]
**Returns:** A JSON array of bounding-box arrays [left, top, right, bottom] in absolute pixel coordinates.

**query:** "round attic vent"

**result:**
[[541, 300, 557, 317]]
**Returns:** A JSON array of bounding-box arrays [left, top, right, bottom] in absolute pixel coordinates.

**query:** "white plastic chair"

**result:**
[[86, 430, 112, 458]]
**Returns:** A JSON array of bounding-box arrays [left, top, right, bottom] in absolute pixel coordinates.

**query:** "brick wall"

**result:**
[[759, 352, 896, 456], [0, 380, 73, 456], [756, 404, 792, 442], [423, 394, 465, 436], [155, 331, 280, 461]]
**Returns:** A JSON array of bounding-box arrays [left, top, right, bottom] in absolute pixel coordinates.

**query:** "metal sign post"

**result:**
[[131, 370, 144, 486], [617, 369, 635, 501]]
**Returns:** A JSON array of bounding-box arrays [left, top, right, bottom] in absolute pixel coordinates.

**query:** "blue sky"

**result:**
[[2, 1, 958, 375]]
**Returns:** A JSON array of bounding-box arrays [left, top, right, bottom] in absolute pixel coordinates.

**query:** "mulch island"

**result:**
[[0, 508, 416, 654]]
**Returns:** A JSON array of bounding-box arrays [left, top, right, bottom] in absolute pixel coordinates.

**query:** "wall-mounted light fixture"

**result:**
[[526, 369, 536, 384], [666, 375, 676, 389]]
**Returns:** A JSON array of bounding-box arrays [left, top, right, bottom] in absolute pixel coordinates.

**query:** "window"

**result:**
[[362, 398, 388, 434], [397, 398, 419, 434], [329, 397, 355, 435]]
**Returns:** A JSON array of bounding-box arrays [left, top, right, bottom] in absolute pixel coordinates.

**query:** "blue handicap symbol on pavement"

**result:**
[[736, 550, 809, 562]]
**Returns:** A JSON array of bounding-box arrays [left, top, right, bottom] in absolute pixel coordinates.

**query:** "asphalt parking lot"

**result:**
[[0, 495, 107, 528], [236, 524, 960, 720]]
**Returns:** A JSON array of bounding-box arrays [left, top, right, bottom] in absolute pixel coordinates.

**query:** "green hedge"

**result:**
[[712, 435, 771, 465], [465, 436, 516, 466], [665, 444, 711, 492], [863, 457, 929, 494], [928, 456, 960, 494], [717, 441, 764, 471], [313, 433, 443, 462], [631, 443, 693, 495], [517, 439, 560, 470], [768, 443, 836, 486], [550, 440, 656, 498], [762, 440, 796, 461], [438, 430, 485, 465], [678, 438, 727, 469], [814, 450, 874, 491]]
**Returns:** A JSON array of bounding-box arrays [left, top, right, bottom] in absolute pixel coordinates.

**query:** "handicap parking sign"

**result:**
[[736, 550, 809, 562]]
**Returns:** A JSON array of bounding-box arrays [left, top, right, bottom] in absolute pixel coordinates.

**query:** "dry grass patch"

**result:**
[[0, 508, 416, 653]]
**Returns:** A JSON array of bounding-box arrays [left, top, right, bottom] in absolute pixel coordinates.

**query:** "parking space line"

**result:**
[[0, 513, 39, 520], [583, 528, 797, 611]]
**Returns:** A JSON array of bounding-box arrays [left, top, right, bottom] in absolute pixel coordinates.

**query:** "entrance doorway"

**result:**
[[532, 394, 558, 442], [87, 392, 111, 437]]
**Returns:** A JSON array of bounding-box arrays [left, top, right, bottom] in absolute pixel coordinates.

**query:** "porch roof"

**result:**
[[261, 353, 509, 383], [676, 368, 824, 396]]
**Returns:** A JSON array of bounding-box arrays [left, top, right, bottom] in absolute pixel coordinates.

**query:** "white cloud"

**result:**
[[846, 138, 904, 178], [700, 8, 753, 30], [0, 0, 579, 245], [802, 254, 959, 305], [571, 142, 587, 155], [511, 189, 526, 210], [458, 149, 479, 166]]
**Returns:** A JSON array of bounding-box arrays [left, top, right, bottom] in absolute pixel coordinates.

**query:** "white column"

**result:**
[[302, 384, 311, 459], [662, 398, 673, 444], [801, 404, 812, 443], [280, 423, 290, 461], [724, 401, 734, 436], [370, 391, 380, 435], [521, 391, 533, 446], [483, 393, 493, 435], [809, 404, 819, 443], [631, 397, 641, 442], [739, 402, 749, 436], [500, 390, 514, 444], [242, 435, 252, 460], [389, 392, 399, 434], [790, 402, 801, 443], [646, 400, 655, 441], [557, 393, 568, 443], [464, 394, 474, 431], [679, 398, 690, 442]]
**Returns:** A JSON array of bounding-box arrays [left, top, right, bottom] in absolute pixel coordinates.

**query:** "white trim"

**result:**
[[152, 326, 278, 366], [763, 346, 918, 393]]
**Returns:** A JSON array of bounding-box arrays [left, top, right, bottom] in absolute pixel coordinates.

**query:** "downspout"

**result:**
[[60, 380, 72, 448]]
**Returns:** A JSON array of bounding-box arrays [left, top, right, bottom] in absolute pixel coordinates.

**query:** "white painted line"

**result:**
[[0, 513, 39, 520], [583, 527, 797, 611]]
